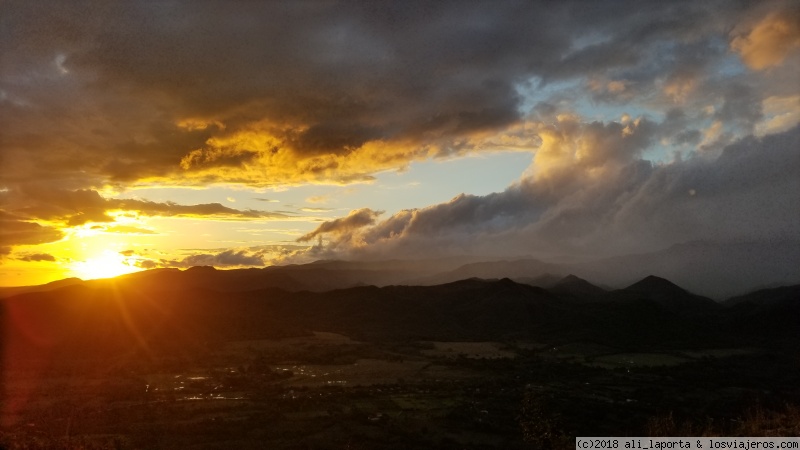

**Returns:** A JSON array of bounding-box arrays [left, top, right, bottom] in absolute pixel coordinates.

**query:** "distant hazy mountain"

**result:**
[[412, 258, 561, 286], [512, 273, 564, 289], [570, 240, 800, 299], [412, 240, 800, 299], [3, 240, 797, 300]]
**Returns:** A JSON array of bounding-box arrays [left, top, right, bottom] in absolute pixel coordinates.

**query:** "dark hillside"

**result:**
[[6, 275, 785, 365], [612, 275, 720, 314]]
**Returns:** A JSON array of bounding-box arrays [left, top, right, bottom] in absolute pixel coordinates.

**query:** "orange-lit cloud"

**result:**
[[0, 187, 301, 256], [731, 7, 800, 70], [757, 95, 800, 135], [175, 127, 434, 187], [663, 74, 697, 105], [3, 188, 294, 224]]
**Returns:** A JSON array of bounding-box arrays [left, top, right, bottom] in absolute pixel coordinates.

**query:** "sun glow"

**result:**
[[70, 250, 143, 280]]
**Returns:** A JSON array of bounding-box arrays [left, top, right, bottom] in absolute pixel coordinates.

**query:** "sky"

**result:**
[[1, 0, 799, 286]]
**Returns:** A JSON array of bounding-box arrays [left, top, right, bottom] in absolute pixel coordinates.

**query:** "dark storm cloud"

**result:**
[[2, 0, 776, 189], [297, 208, 383, 243], [134, 259, 158, 270], [161, 249, 266, 268], [715, 83, 764, 134], [0, 211, 65, 255], [306, 125, 800, 260], [17, 253, 57, 262]]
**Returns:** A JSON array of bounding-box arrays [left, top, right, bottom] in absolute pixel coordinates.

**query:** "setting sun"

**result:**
[[70, 250, 143, 280]]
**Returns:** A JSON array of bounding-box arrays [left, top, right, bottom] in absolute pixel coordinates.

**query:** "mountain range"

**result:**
[[3, 269, 797, 365], [5, 239, 797, 301]]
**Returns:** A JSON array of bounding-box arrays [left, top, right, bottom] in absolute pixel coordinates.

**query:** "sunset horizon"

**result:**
[[2, 0, 799, 289]]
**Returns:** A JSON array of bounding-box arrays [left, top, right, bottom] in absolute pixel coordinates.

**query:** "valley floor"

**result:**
[[3, 331, 798, 449]]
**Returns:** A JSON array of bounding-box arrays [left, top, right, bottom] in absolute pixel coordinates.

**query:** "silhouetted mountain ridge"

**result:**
[[614, 275, 720, 313], [624, 275, 686, 293], [4, 238, 799, 299], [4, 273, 797, 362], [412, 258, 561, 286], [0, 276, 86, 298]]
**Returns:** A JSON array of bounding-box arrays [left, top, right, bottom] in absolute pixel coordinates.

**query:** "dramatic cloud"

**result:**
[[1, 188, 293, 225], [1, 0, 798, 284], [0, 212, 65, 256], [297, 208, 383, 243], [0, 186, 298, 254], [156, 244, 309, 269], [162, 249, 267, 269], [304, 125, 800, 260], [3, 0, 791, 191]]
